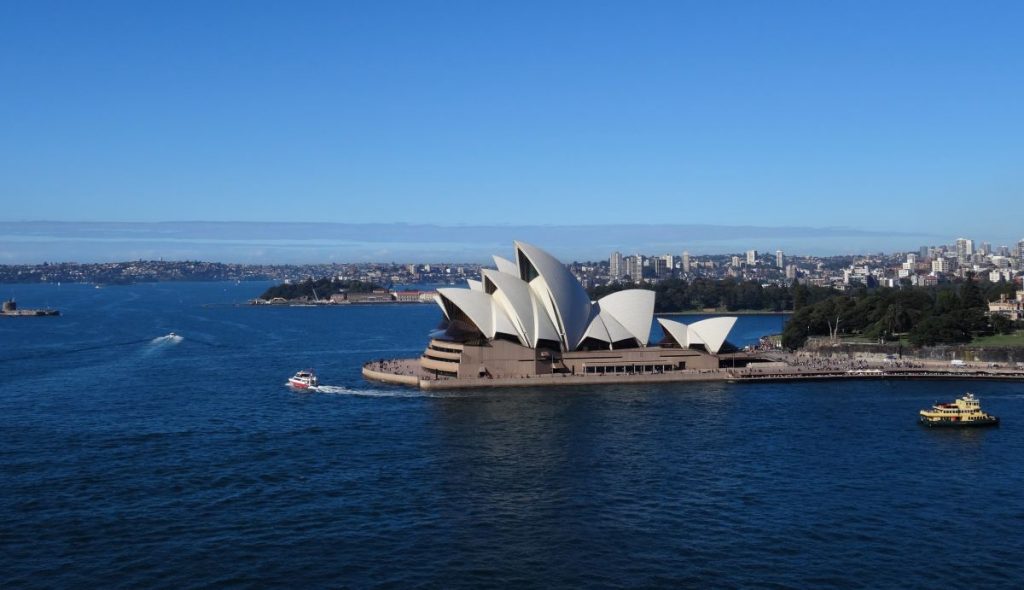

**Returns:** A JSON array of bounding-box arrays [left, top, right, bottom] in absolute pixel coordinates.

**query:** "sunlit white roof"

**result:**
[[437, 288, 495, 337], [434, 242, 663, 352], [481, 269, 559, 347], [657, 317, 737, 354], [689, 317, 738, 354], [594, 289, 656, 346], [514, 241, 593, 350], [493, 255, 519, 276]]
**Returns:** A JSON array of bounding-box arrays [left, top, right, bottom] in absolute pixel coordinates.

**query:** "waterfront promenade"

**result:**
[[363, 355, 1024, 390]]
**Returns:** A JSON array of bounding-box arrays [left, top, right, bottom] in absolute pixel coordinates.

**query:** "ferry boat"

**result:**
[[919, 393, 999, 427], [288, 370, 319, 390]]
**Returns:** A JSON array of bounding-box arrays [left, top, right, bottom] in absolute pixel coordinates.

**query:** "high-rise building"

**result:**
[[746, 250, 758, 265], [681, 251, 691, 274], [609, 251, 624, 279], [652, 255, 667, 278], [955, 238, 974, 263], [1017, 239, 1024, 260], [785, 264, 797, 280], [905, 251, 921, 272], [775, 250, 784, 269], [624, 254, 643, 282], [662, 254, 674, 276], [731, 255, 741, 268]]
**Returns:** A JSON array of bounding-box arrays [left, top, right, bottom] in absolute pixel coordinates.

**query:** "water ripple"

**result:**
[[2, 283, 1024, 587]]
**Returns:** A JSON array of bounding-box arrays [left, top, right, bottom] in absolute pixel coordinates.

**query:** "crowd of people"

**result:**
[[366, 358, 418, 377]]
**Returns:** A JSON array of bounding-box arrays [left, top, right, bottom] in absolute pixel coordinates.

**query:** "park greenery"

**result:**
[[591, 274, 1020, 350], [779, 274, 1018, 349], [259, 278, 381, 301], [590, 277, 836, 314]]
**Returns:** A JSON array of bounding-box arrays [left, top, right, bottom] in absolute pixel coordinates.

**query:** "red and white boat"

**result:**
[[288, 370, 319, 390]]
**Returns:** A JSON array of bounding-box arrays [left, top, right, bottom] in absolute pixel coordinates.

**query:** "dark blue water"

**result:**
[[2, 282, 1023, 588]]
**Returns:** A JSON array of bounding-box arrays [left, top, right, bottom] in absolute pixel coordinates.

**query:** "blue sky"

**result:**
[[1, 1, 1022, 262]]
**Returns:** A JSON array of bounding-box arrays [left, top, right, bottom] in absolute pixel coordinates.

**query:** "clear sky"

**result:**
[[1, 1, 1022, 261]]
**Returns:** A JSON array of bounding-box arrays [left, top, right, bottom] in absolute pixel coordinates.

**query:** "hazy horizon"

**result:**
[[0, 220, 967, 264]]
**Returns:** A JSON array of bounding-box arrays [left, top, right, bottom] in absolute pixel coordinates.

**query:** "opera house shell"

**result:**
[[415, 241, 738, 380]]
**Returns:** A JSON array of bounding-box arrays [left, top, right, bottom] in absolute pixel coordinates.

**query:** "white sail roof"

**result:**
[[596, 289, 655, 346], [657, 317, 737, 354], [601, 311, 635, 343], [481, 269, 557, 347], [657, 318, 691, 348], [515, 241, 592, 351], [432, 242, 659, 352], [531, 285, 561, 344], [582, 309, 611, 345], [438, 288, 494, 337], [493, 255, 519, 276], [688, 317, 738, 354], [583, 306, 640, 346], [491, 299, 519, 341]]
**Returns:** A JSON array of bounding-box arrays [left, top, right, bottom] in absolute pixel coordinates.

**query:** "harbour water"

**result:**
[[2, 282, 1024, 588]]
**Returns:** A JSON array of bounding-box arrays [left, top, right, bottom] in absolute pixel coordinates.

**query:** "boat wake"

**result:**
[[310, 384, 430, 398], [151, 333, 184, 345]]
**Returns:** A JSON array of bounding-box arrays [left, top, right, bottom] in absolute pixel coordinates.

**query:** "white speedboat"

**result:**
[[288, 370, 319, 390]]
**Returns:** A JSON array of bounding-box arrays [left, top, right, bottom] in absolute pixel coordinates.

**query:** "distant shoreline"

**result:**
[[656, 310, 790, 316]]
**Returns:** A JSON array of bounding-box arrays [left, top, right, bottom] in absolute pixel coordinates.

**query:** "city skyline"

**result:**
[[2, 2, 1023, 248], [5, 231, 1023, 289]]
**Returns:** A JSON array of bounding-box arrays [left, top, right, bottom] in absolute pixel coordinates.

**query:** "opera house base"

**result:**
[[362, 354, 1024, 390], [362, 362, 735, 389], [362, 339, 740, 390]]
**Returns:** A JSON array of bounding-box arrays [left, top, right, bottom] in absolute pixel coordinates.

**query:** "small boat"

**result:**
[[919, 393, 999, 427], [288, 370, 319, 390]]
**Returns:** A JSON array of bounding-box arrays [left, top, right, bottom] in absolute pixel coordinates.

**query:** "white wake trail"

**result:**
[[311, 384, 430, 398], [151, 334, 184, 345]]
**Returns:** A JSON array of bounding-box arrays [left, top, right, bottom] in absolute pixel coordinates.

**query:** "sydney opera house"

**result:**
[[364, 241, 740, 387]]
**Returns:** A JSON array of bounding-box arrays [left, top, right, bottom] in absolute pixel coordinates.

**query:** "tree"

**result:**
[[934, 289, 960, 315], [991, 313, 1014, 335], [908, 316, 973, 346], [792, 281, 808, 310], [959, 272, 985, 310]]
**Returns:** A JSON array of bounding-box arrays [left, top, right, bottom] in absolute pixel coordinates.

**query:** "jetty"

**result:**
[[363, 354, 1024, 390]]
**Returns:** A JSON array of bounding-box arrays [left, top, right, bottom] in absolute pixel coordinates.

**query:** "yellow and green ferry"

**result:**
[[919, 393, 999, 428]]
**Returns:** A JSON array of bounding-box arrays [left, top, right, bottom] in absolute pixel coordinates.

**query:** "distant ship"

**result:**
[[1, 299, 59, 317], [919, 393, 999, 427]]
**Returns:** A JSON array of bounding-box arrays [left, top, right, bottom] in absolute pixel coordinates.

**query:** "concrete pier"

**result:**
[[363, 357, 1024, 389]]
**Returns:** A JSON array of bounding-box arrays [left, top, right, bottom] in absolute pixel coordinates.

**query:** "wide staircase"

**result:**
[[420, 339, 463, 377]]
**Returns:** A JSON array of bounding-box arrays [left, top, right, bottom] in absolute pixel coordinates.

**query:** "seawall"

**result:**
[[363, 358, 1024, 390]]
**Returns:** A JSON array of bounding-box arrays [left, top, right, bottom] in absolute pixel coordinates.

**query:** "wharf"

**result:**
[[363, 358, 1024, 390], [726, 366, 1024, 382]]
